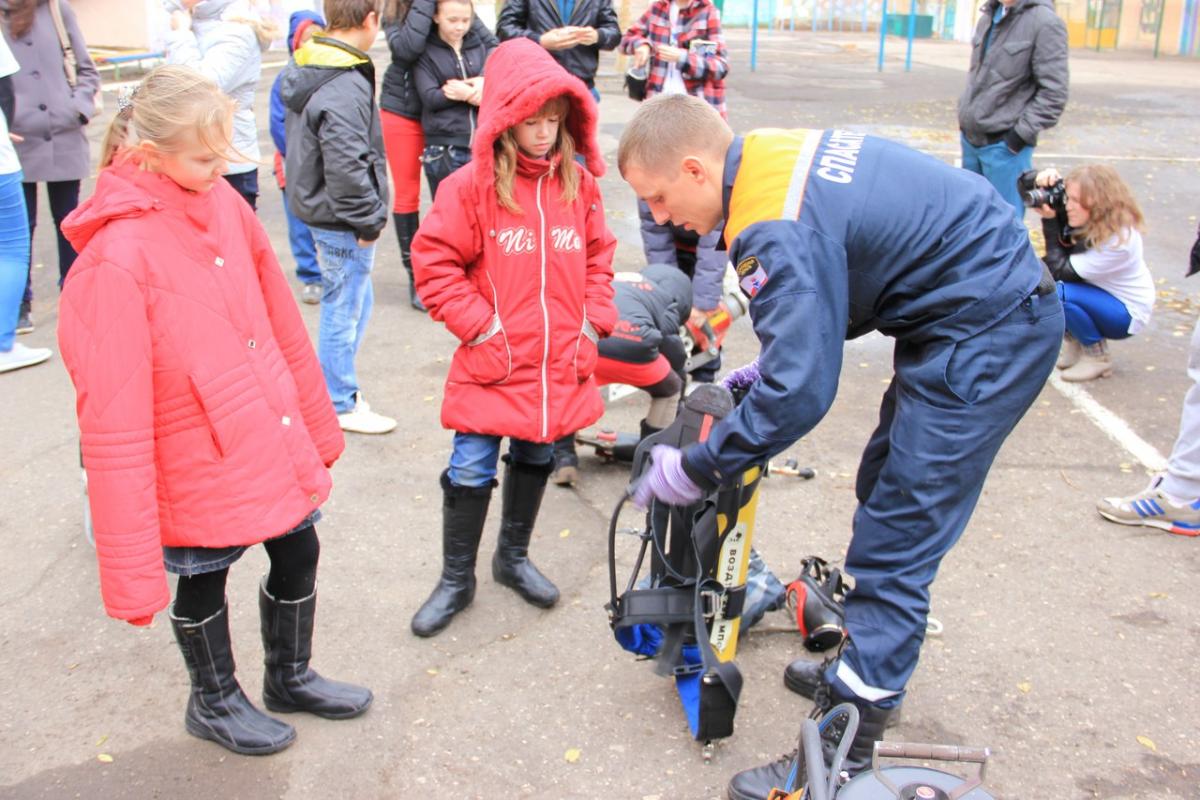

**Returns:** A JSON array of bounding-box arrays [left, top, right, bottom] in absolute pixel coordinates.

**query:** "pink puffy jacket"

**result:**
[[58, 159, 344, 623]]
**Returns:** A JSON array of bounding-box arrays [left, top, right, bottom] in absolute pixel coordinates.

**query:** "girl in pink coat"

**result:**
[[410, 38, 617, 637], [57, 66, 370, 757]]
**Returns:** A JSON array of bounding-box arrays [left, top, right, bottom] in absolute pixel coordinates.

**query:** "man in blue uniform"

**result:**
[[619, 95, 1063, 798]]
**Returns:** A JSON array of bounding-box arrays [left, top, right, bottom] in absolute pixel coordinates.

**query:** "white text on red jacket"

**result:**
[[550, 226, 582, 252], [496, 226, 583, 256], [497, 227, 537, 256]]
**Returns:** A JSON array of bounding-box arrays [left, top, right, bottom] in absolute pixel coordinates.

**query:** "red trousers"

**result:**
[[380, 110, 424, 214]]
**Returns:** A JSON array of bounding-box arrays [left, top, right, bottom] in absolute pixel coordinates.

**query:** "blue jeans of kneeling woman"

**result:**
[[1058, 281, 1133, 345]]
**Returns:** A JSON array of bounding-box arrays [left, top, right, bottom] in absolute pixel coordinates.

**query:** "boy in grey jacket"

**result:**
[[279, 0, 396, 435], [957, 0, 1068, 218]]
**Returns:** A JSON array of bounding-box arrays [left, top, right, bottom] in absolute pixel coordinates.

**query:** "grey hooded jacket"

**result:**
[[163, 0, 265, 174], [957, 0, 1068, 150]]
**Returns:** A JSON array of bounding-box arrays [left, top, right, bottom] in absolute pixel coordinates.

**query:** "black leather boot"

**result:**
[[492, 456, 559, 608], [260, 580, 373, 719], [726, 691, 896, 799], [784, 657, 902, 728], [411, 471, 493, 636], [170, 603, 296, 755], [393, 211, 425, 311]]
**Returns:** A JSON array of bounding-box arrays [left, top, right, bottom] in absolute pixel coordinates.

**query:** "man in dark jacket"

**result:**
[[619, 95, 1063, 799], [279, 0, 396, 435], [957, 0, 1068, 218], [496, 0, 620, 99]]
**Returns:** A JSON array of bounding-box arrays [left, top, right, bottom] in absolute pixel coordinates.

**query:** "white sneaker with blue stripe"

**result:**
[[1097, 475, 1200, 537]]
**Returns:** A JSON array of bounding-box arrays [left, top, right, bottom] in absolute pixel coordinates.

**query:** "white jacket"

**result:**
[[164, 0, 264, 174]]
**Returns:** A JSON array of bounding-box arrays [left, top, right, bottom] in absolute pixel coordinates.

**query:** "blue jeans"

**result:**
[[311, 227, 376, 414], [448, 433, 554, 487], [222, 169, 259, 211], [829, 290, 1062, 707], [960, 134, 1033, 221], [281, 189, 319, 285], [0, 171, 29, 351], [1058, 281, 1133, 345]]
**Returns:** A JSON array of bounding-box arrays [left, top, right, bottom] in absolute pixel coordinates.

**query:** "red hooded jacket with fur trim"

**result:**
[[412, 38, 617, 444]]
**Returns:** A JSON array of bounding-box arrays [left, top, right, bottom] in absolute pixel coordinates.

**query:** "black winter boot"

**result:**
[[784, 657, 902, 727], [726, 682, 897, 800], [492, 456, 559, 608], [411, 471, 494, 637], [393, 212, 426, 311], [170, 603, 296, 755], [260, 580, 373, 719]]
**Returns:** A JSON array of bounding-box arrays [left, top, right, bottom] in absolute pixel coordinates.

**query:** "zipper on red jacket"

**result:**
[[535, 171, 549, 439]]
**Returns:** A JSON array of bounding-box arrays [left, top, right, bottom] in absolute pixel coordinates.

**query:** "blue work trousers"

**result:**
[[0, 171, 29, 351], [828, 290, 1063, 707], [448, 433, 554, 488], [960, 135, 1033, 222], [1058, 281, 1133, 345], [281, 189, 320, 285], [311, 227, 376, 414]]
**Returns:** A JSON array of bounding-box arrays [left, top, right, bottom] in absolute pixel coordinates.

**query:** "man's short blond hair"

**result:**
[[618, 94, 733, 177]]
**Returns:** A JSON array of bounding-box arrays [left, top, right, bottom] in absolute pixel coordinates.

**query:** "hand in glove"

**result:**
[[720, 359, 761, 393], [630, 445, 703, 509]]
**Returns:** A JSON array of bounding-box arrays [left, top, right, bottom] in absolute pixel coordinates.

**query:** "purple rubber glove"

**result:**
[[630, 445, 704, 509], [720, 359, 761, 393]]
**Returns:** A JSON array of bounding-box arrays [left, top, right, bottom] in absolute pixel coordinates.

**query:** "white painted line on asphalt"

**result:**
[[1048, 372, 1168, 472], [924, 149, 1200, 164]]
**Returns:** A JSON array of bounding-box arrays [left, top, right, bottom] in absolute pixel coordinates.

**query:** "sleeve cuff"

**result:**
[[1004, 129, 1029, 153], [681, 445, 720, 492]]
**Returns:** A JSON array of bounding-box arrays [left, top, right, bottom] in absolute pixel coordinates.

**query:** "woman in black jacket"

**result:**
[[379, 0, 495, 310]]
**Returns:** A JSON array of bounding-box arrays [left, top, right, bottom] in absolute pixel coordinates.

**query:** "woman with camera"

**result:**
[[1035, 165, 1154, 382]]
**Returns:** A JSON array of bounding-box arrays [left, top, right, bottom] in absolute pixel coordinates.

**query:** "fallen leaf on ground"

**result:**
[[565, 748, 582, 763]]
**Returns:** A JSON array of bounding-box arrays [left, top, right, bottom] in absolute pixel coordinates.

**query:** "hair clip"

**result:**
[[116, 84, 139, 118]]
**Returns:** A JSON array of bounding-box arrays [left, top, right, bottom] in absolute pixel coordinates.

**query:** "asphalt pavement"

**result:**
[[1, 29, 1198, 799]]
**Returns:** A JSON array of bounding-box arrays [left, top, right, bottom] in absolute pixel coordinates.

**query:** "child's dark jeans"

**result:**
[[421, 144, 472, 200]]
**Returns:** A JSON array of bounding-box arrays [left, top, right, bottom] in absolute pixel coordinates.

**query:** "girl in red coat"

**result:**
[[57, 66, 370, 757], [410, 38, 617, 637]]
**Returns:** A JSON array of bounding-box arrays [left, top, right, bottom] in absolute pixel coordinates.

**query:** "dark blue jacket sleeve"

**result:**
[[269, 72, 286, 154], [691, 235, 726, 310], [683, 221, 849, 489]]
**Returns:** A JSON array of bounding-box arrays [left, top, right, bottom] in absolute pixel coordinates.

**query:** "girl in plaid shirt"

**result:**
[[619, 0, 728, 118]]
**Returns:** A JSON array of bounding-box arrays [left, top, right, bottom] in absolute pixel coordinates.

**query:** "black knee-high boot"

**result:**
[[170, 602, 296, 755], [393, 211, 425, 311], [492, 456, 558, 608], [259, 579, 373, 719], [411, 471, 494, 636]]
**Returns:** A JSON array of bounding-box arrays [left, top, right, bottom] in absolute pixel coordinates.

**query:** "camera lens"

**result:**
[[1023, 189, 1048, 208]]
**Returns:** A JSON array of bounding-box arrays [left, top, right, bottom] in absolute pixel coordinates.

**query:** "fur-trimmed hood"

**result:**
[[472, 38, 604, 195]]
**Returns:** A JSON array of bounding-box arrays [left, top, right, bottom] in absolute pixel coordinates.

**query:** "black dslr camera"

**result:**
[[1018, 169, 1066, 214]]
